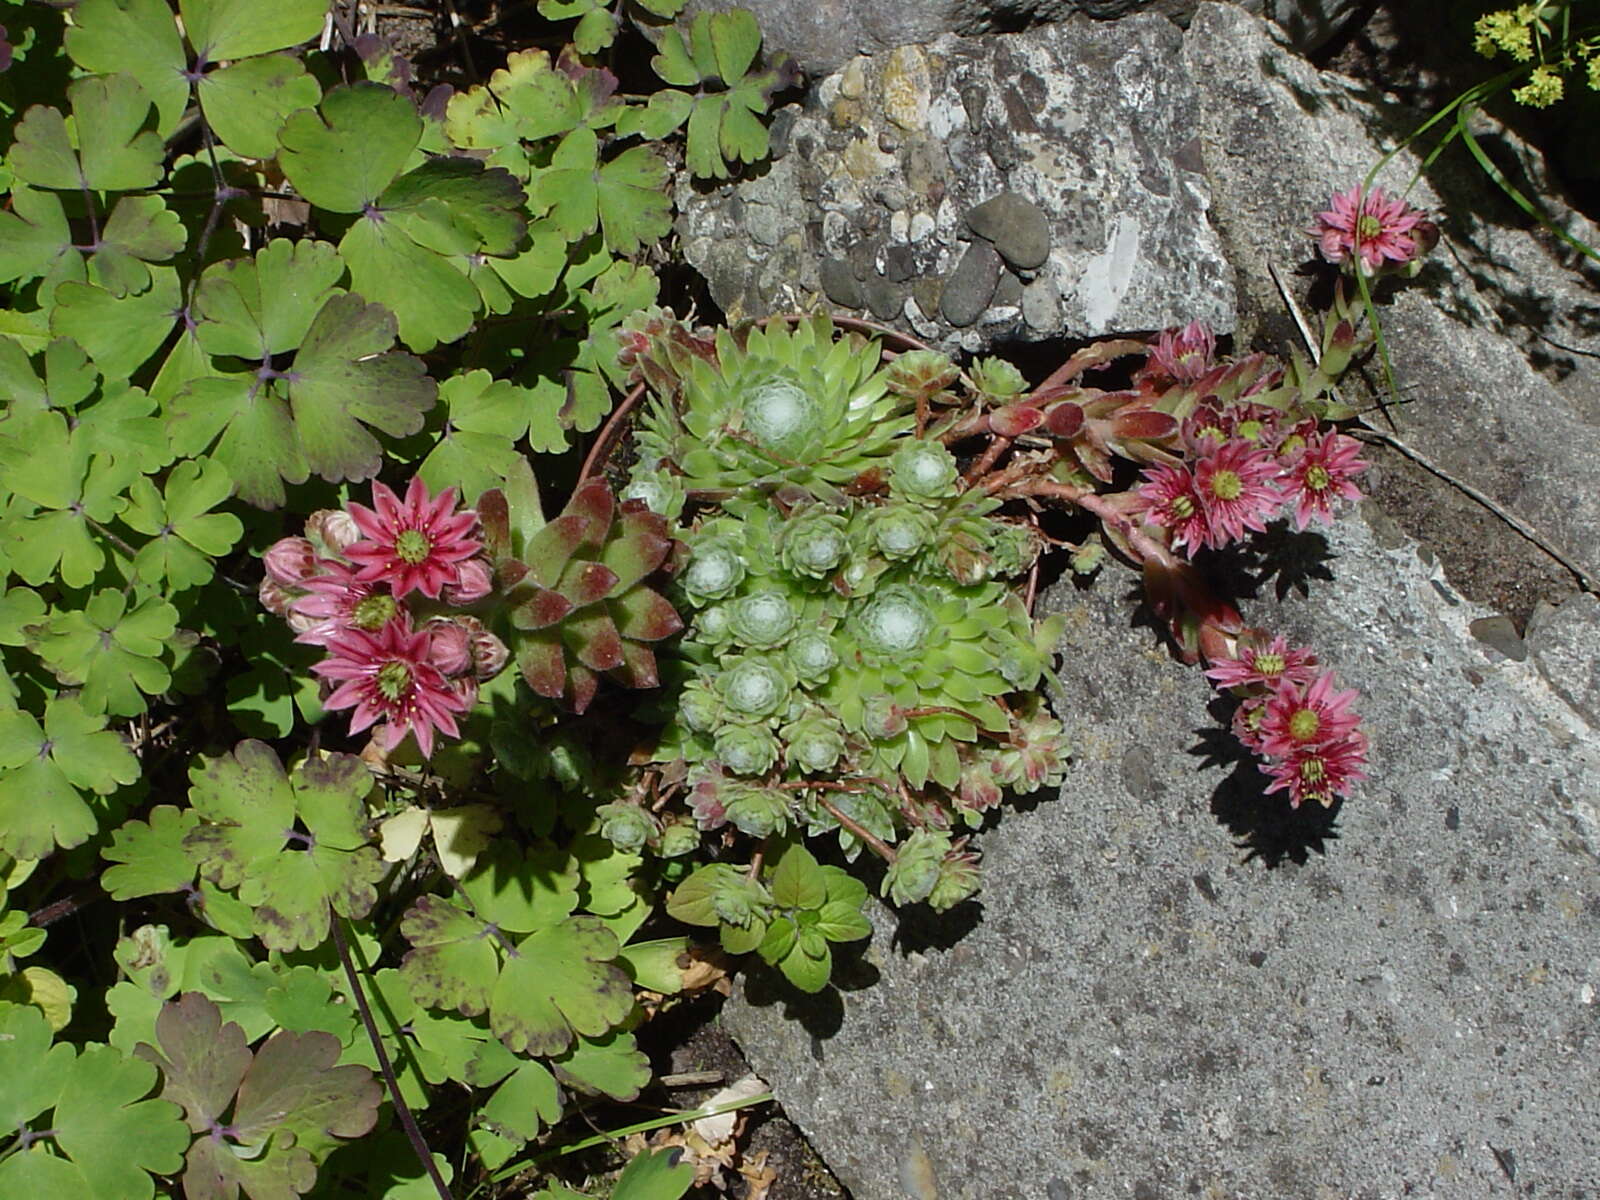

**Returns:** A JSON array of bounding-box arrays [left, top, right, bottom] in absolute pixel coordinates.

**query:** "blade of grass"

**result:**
[[1454, 100, 1600, 264]]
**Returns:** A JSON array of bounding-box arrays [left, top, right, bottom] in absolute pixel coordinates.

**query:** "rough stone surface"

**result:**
[[1185, 1, 1600, 588], [722, 503, 1600, 1199], [676, 15, 1235, 354], [965, 191, 1052, 269], [939, 240, 1002, 327], [1527, 592, 1600, 731], [683, 0, 1272, 77]]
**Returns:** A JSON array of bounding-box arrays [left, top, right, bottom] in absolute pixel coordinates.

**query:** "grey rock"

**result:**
[[724, 506, 1600, 1199], [1468, 614, 1526, 662], [861, 276, 907, 321], [682, 0, 1273, 77], [992, 271, 1024, 311], [676, 17, 1234, 351], [1022, 274, 1063, 330], [940, 240, 1003, 327], [1185, 1, 1600, 586], [1260, 0, 1370, 52], [966, 191, 1052, 269], [818, 257, 865, 310], [1527, 592, 1600, 729]]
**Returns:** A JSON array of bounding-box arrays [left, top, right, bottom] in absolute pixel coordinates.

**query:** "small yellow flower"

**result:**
[[1588, 54, 1600, 93], [1513, 64, 1566, 107]]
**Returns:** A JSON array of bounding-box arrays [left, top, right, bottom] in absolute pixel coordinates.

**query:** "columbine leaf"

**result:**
[[444, 50, 586, 171], [9, 73, 164, 191], [93, 196, 187, 297], [192, 238, 345, 359], [551, 1029, 650, 1101], [184, 743, 386, 951], [336, 157, 526, 351], [708, 9, 760, 84], [457, 839, 581, 933], [613, 1148, 695, 1200], [398, 895, 499, 1016], [477, 1059, 563, 1141], [65, 0, 188, 134], [419, 370, 558, 501], [33, 590, 179, 717], [0, 697, 137, 859], [102, 806, 200, 900], [181, 0, 329, 60], [490, 915, 632, 1056], [121, 458, 244, 592], [52, 1043, 189, 1199], [278, 82, 422, 213], [50, 266, 183, 380], [0, 187, 80, 290], [288, 293, 438, 480], [200, 54, 322, 159]]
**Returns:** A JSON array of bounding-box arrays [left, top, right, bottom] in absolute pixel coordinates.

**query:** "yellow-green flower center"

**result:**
[[1210, 469, 1243, 502], [1288, 709, 1321, 741], [1279, 434, 1306, 458], [1305, 464, 1331, 493], [394, 529, 432, 564], [1170, 495, 1195, 519], [1237, 419, 1264, 443], [1356, 213, 1383, 240], [1197, 424, 1226, 446], [353, 594, 398, 630], [1299, 755, 1327, 783], [1254, 652, 1285, 677], [376, 660, 412, 702]]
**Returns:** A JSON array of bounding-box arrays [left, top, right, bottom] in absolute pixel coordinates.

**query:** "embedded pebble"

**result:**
[[992, 273, 1024, 311], [1022, 275, 1062, 330], [908, 212, 935, 243], [862, 277, 907, 321], [939, 240, 1002, 327], [819, 257, 866, 310], [965, 191, 1052, 270], [889, 210, 910, 244]]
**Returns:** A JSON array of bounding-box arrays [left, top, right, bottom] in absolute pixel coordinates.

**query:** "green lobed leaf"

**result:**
[[477, 1059, 563, 1142], [200, 54, 322, 159], [489, 915, 633, 1055], [120, 458, 244, 592], [180, 0, 329, 60], [0, 697, 138, 859], [768, 842, 827, 911], [65, 0, 189, 135], [613, 1147, 695, 1200], [278, 82, 422, 212], [50, 266, 183, 380], [102, 805, 201, 900], [9, 73, 164, 191], [33, 589, 179, 717]]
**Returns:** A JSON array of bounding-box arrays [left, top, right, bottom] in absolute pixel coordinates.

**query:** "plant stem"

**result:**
[[814, 794, 897, 863], [331, 917, 454, 1200]]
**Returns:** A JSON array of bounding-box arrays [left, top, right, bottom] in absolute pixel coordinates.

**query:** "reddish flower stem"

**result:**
[[812, 794, 898, 864]]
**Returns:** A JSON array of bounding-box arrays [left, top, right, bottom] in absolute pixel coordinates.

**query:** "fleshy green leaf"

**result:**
[[768, 842, 827, 911]]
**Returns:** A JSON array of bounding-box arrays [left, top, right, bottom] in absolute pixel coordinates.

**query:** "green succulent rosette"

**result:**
[[888, 439, 960, 504], [778, 505, 850, 580], [631, 316, 913, 499]]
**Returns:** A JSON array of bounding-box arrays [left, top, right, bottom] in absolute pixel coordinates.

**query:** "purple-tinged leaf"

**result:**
[[135, 992, 252, 1133], [567, 609, 625, 673], [611, 586, 683, 642], [558, 560, 620, 607], [511, 586, 576, 631], [517, 634, 568, 700], [523, 513, 590, 588]]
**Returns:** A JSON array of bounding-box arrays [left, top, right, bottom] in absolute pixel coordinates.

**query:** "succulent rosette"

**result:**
[[630, 315, 914, 499], [861, 502, 937, 563], [777, 505, 851, 580], [888, 439, 960, 504]]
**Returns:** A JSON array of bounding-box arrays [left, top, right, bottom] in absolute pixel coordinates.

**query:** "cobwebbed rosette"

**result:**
[[630, 315, 914, 500]]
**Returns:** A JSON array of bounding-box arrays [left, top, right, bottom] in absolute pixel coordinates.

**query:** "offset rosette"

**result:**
[[480, 476, 683, 713]]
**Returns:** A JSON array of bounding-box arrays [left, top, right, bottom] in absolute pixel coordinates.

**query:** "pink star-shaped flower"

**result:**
[[1311, 185, 1428, 273], [1282, 430, 1367, 530], [345, 478, 482, 600], [313, 618, 472, 758]]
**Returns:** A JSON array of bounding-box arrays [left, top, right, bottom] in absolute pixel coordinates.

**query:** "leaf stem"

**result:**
[[330, 916, 454, 1200]]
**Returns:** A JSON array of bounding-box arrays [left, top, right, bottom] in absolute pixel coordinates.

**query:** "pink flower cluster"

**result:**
[[1310, 185, 1434, 275], [259, 478, 508, 758], [1206, 634, 1368, 809], [1135, 400, 1369, 557]]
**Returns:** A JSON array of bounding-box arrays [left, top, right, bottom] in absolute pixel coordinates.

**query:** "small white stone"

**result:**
[[908, 212, 935, 244], [889, 210, 909, 244], [1582, 983, 1596, 1005]]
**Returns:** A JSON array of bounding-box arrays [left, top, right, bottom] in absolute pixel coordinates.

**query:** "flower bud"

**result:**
[[259, 575, 300, 617], [444, 557, 494, 605], [596, 800, 656, 855], [263, 537, 317, 586], [305, 510, 361, 555], [425, 618, 474, 677]]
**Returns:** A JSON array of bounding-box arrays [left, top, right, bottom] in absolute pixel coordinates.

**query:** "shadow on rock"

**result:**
[[891, 897, 983, 955], [738, 945, 881, 1041], [1192, 700, 1343, 868]]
